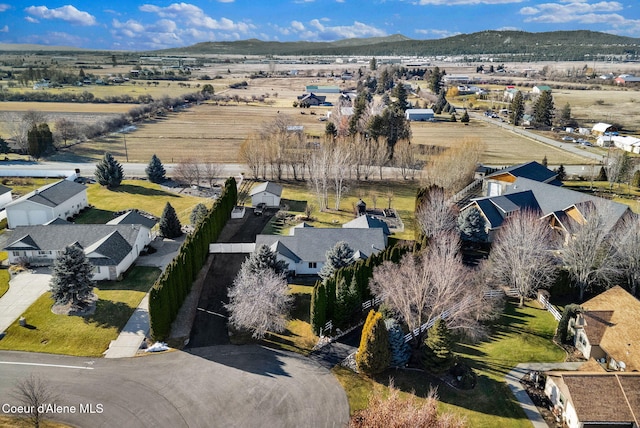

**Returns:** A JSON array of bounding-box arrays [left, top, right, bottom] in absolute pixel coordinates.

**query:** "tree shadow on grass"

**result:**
[[280, 198, 307, 213], [83, 300, 134, 329], [74, 208, 114, 224], [111, 184, 179, 198]]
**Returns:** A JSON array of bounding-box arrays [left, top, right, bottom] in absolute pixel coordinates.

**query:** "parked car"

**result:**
[[254, 202, 267, 216], [580, 141, 592, 147], [561, 136, 575, 142]]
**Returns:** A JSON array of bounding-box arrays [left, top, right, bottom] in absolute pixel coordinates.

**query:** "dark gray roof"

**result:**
[[5, 224, 142, 265], [343, 215, 391, 235], [0, 184, 11, 196], [250, 181, 283, 197], [108, 210, 157, 229], [7, 180, 86, 208], [485, 161, 558, 184], [470, 190, 539, 229], [84, 231, 133, 266], [44, 218, 71, 225], [256, 228, 386, 263]]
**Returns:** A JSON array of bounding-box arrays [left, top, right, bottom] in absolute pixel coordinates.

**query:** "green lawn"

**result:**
[[334, 299, 565, 427], [274, 180, 420, 241], [0, 269, 8, 298], [563, 180, 640, 213], [0, 267, 160, 357], [76, 180, 212, 224]]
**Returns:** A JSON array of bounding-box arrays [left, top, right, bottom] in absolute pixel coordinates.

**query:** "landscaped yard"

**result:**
[[333, 299, 565, 427], [0, 269, 8, 298], [0, 266, 160, 357]]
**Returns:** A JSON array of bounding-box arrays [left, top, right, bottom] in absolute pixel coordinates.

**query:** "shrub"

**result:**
[[356, 310, 391, 375]]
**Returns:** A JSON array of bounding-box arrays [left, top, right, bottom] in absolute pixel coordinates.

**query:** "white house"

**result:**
[[250, 182, 282, 207], [592, 122, 615, 136], [5, 224, 152, 280], [0, 184, 12, 210], [5, 180, 88, 228], [532, 85, 552, 94], [405, 109, 434, 122]]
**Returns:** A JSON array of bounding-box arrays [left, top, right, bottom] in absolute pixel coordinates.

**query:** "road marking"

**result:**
[[197, 307, 227, 318], [0, 361, 94, 370]]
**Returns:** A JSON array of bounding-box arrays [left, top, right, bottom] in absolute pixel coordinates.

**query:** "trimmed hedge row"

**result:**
[[149, 177, 237, 340]]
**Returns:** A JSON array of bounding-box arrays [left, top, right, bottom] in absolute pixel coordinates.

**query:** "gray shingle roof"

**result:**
[[5, 224, 142, 265], [256, 228, 386, 263], [343, 215, 391, 235], [107, 210, 157, 230], [0, 184, 11, 196], [250, 182, 283, 197], [469, 190, 539, 229], [84, 231, 133, 266], [7, 180, 86, 208]]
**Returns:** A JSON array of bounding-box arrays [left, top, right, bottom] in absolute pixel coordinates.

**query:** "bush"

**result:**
[[449, 360, 477, 390], [356, 310, 391, 375]]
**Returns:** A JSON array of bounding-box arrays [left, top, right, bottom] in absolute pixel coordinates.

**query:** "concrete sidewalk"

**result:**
[[0, 269, 51, 333], [104, 294, 149, 358], [505, 362, 584, 428]]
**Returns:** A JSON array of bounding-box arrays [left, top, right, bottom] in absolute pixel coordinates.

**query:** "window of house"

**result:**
[[12, 251, 20, 257], [308, 262, 317, 269]]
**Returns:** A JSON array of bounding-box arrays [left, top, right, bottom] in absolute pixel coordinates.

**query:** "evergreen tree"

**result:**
[[49, 245, 96, 310], [541, 155, 548, 167], [509, 91, 525, 126], [325, 121, 337, 138], [596, 166, 608, 181], [27, 123, 54, 159], [449, 114, 457, 122], [460, 109, 470, 123], [392, 82, 408, 112], [385, 318, 411, 367], [369, 57, 377, 71], [457, 207, 488, 243], [94, 152, 124, 189], [240, 244, 287, 276], [145, 154, 166, 183], [555, 164, 567, 181], [319, 241, 355, 281], [159, 202, 182, 238], [533, 90, 555, 127], [433, 90, 448, 114], [428, 66, 444, 94], [310, 282, 327, 335], [0, 136, 9, 154], [190, 203, 209, 226], [356, 310, 391, 375], [560, 102, 572, 125], [423, 318, 454, 374]]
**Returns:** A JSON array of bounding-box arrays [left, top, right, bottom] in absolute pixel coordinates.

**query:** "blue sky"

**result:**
[[1, 1, 640, 50]]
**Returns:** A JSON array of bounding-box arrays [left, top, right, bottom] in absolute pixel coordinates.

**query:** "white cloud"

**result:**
[[0, 25, 7, 32], [417, 0, 524, 4], [139, 2, 254, 33], [0, 4, 10, 12], [415, 29, 462, 38], [291, 20, 306, 31], [25, 16, 39, 23], [24, 5, 97, 26]]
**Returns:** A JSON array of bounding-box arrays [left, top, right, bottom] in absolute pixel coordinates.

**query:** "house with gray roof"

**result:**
[[5, 180, 88, 228], [255, 227, 386, 275], [250, 182, 283, 207], [483, 161, 560, 197], [5, 224, 151, 280], [107, 210, 158, 231], [462, 177, 631, 242], [0, 184, 12, 210]]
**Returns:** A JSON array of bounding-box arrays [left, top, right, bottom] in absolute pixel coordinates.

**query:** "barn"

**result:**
[[405, 108, 435, 121], [250, 182, 282, 207]]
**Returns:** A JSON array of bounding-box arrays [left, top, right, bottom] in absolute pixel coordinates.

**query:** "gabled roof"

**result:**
[[250, 182, 283, 197], [256, 228, 386, 263], [343, 215, 391, 235], [593, 122, 613, 133], [484, 161, 558, 184], [84, 231, 133, 266], [290, 222, 314, 235], [0, 184, 11, 196], [5, 224, 143, 266], [467, 190, 539, 229], [533, 85, 552, 91], [44, 218, 71, 225], [6, 180, 86, 209], [107, 210, 157, 230]]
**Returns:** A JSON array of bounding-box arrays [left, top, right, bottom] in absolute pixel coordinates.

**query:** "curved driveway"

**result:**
[[0, 346, 349, 428]]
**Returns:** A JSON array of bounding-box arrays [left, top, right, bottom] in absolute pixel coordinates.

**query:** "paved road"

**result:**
[[0, 346, 349, 428]]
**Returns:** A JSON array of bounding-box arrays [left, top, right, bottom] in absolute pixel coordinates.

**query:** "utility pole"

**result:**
[[123, 133, 129, 162]]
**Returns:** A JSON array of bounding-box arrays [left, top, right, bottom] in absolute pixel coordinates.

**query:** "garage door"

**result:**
[[29, 210, 49, 225]]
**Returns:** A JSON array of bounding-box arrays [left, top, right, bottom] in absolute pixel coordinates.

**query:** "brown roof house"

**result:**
[[544, 372, 640, 428]]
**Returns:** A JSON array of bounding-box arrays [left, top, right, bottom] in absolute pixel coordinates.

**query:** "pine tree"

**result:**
[[0, 136, 9, 154], [240, 244, 287, 276], [392, 82, 408, 112], [555, 164, 567, 181], [311, 282, 327, 335], [49, 245, 96, 310], [460, 109, 470, 123], [423, 318, 454, 374], [190, 203, 209, 226], [458, 207, 488, 243], [596, 166, 608, 181], [560, 102, 572, 125], [541, 155, 548, 167], [319, 241, 355, 281], [385, 318, 411, 367], [146, 154, 166, 184], [533, 90, 555, 127], [356, 310, 391, 375], [159, 202, 182, 238], [27, 123, 53, 160], [94, 152, 124, 189], [509, 91, 524, 126]]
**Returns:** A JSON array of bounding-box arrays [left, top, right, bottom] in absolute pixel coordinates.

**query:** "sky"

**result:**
[[1, 0, 639, 51]]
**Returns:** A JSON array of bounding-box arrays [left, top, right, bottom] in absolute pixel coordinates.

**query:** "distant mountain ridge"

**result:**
[[155, 30, 640, 61]]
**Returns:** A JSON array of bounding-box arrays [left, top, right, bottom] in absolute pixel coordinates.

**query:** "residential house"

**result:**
[[462, 176, 631, 242], [532, 85, 552, 94], [482, 161, 560, 197], [405, 109, 435, 122], [0, 184, 12, 210], [592, 122, 617, 136], [596, 135, 640, 153], [250, 182, 283, 207], [297, 93, 326, 106], [255, 226, 386, 275], [614, 74, 640, 85], [503, 87, 519, 102], [544, 372, 640, 428], [5, 180, 88, 228], [107, 210, 158, 238], [5, 224, 152, 280], [570, 286, 640, 372]]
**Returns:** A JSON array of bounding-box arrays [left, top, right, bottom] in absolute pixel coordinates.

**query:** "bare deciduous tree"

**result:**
[[239, 134, 267, 180], [488, 210, 559, 307], [371, 232, 491, 347], [612, 215, 640, 296], [202, 161, 224, 189], [53, 118, 78, 147], [423, 138, 484, 193], [562, 203, 621, 301], [226, 268, 293, 339], [174, 158, 202, 187], [307, 141, 331, 211], [331, 139, 351, 210], [12, 374, 59, 428], [416, 185, 458, 240]]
